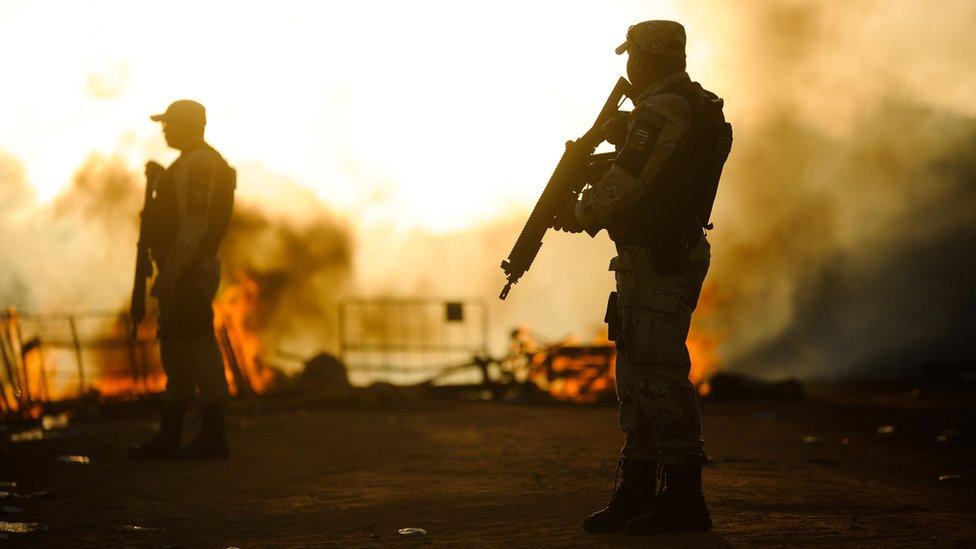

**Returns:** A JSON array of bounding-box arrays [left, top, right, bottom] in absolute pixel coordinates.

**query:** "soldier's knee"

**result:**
[[633, 377, 690, 419], [165, 375, 196, 402], [619, 397, 652, 435]]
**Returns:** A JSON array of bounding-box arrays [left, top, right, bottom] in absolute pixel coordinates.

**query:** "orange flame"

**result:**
[[213, 271, 278, 395], [0, 271, 279, 407], [527, 282, 724, 403]]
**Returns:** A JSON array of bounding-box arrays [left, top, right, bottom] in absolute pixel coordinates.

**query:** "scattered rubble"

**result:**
[[56, 455, 90, 464], [41, 413, 70, 430], [936, 429, 960, 444], [398, 527, 428, 537], [0, 490, 51, 500], [9, 429, 45, 442], [0, 521, 47, 533], [115, 524, 163, 533], [296, 353, 353, 400], [705, 373, 804, 400]]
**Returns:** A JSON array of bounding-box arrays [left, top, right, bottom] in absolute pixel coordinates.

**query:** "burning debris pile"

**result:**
[[0, 155, 354, 410], [505, 314, 723, 404]]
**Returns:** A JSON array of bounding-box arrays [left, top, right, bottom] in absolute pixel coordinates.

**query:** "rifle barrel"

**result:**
[[497, 78, 631, 300]]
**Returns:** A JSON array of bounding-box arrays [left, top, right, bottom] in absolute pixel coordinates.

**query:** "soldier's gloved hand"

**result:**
[[553, 201, 584, 234], [600, 112, 629, 147], [145, 161, 164, 182]]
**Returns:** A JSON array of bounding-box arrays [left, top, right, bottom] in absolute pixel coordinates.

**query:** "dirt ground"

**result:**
[[1, 392, 974, 547]]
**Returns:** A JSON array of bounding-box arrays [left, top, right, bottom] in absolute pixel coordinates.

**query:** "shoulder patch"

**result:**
[[614, 117, 664, 178]]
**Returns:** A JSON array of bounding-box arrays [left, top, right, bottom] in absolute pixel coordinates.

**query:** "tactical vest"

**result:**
[[144, 144, 236, 258], [609, 79, 733, 272]]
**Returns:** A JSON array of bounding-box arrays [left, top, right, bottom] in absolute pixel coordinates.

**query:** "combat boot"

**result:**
[[180, 403, 230, 459], [582, 458, 657, 533], [128, 403, 185, 460], [625, 461, 712, 535]]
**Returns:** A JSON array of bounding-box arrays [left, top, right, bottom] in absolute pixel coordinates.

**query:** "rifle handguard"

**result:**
[[498, 78, 631, 300]]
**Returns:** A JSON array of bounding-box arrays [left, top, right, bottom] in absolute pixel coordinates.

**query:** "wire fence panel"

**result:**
[[338, 298, 489, 386], [0, 307, 258, 417]]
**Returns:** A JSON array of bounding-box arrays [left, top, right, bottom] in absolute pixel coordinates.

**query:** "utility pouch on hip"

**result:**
[[605, 291, 620, 342]]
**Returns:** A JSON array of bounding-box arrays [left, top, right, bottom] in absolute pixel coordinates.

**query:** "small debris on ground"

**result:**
[[0, 521, 47, 533], [0, 490, 50, 500], [115, 524, 163, 533], [42, 413, 70, 430], [56, 455, 91, 464], [935, 429, 960, 443], [938, 474, 963, 482], [9, 429, 45, 443], [877, 425, 895, 435], [398, 527, 428, 537], [802, 436, 821, 444]]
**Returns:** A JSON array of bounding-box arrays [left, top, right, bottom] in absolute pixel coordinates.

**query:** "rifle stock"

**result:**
[[498, 78, 631, 300]]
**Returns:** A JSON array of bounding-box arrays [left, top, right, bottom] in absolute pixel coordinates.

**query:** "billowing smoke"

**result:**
[[691, 0, 976, 378], [219, 199, 353, 359], [0, 154, 354, 371], [0, 154, 140, 313], [713, 103, 976, 379]]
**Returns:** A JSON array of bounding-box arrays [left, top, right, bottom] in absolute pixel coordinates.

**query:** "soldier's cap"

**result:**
[[150, 99, 206, 126], [615, 20, 686, 58]]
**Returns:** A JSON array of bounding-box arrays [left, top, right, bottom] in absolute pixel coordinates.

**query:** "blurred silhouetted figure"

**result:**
[[553, 21, 732, 535], [129, 100, 237, 460]]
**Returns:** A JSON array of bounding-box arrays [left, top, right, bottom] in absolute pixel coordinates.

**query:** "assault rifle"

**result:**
[[498, 77, 631, 300], [129, 161, 162, 337]]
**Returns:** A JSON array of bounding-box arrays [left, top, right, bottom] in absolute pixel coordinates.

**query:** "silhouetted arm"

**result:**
[[154, 149, 216, 292], [576, 92, 691, 229]]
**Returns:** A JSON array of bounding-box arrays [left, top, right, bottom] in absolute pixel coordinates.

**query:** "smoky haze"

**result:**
[[0, 1, 974, 381], [0, 154, 355, 370], [694, 0, 976, 378], [355, 0, 976, 379]]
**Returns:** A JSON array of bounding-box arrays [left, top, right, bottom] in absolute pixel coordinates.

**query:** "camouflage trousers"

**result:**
[[157, 258, 228, 404], [159, 333, 228, 404], [612, 238, 709, 465]]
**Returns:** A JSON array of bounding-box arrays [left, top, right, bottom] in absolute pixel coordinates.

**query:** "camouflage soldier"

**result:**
[[555, 21, 732, 535], [129, 100, 236, 460]]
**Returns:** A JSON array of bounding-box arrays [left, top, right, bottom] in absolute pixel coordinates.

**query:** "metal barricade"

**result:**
[[0, 309, 164, 413], [338, 298, 489, 385]]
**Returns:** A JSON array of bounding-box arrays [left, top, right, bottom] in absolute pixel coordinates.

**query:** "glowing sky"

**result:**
[[0, 0, 696, 232]]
